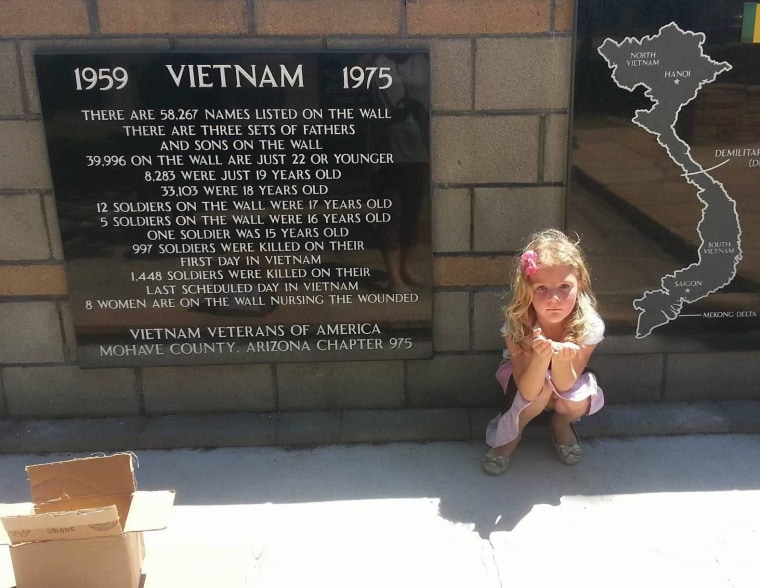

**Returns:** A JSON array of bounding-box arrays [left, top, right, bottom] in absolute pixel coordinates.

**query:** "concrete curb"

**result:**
[[1, 400, 759, 454]]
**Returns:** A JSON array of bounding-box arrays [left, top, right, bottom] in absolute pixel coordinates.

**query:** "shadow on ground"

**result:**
[[2, 435, 759, 538]]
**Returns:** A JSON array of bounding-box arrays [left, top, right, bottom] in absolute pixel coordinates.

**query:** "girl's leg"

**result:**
[[492, 380, 554, 458], [550, 397, 591, 465], [551, 396, 590, 445]]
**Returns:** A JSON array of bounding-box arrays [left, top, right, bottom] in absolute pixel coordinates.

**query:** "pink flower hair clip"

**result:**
[[520, 250, 539, 276]]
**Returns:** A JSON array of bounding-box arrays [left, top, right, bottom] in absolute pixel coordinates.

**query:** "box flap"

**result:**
[[1, 505, 122, 544], [26, 454, 136, 523], [124, 490, 175, 533], [0, 503, 34, 545]]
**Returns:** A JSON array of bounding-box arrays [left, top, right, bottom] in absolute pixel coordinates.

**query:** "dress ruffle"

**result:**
[[485, 361, 604, 448]]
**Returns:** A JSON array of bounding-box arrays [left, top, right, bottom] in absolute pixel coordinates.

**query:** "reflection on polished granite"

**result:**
[[570, 119, 760, 336]]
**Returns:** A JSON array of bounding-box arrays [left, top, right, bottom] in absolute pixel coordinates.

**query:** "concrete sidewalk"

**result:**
[[2, 400, 760, 453], [1, 434, 759, 587]]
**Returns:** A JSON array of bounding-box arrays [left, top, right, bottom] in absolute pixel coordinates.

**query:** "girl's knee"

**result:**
[[517, 392, 550, 423], [524, 383, 553, 410], [554, 397, 590, 417]]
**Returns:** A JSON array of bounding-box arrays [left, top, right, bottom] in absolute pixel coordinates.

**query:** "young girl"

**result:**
[[482, 229, 604, 475]]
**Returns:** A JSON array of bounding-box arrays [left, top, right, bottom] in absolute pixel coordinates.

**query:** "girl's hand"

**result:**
[[531, 328, 555, 359], [552, 341, 581, 361]]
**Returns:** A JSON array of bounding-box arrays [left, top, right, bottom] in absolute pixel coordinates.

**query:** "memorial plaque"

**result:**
[[35, 51, 432, 367], [570, 1, 760, 350]]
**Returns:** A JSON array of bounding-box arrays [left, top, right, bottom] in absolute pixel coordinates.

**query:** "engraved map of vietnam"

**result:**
[[598, 22, 742, 338]]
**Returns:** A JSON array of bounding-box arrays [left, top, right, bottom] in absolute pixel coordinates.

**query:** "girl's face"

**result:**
[[529, 264, 579, 330]]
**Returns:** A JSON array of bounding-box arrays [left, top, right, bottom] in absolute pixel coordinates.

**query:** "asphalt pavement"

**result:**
[[1, 434, 759, 588]]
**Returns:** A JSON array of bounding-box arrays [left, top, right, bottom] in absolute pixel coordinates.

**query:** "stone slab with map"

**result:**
[[570, 0, 760, 350], [598, 23, 742, 338]]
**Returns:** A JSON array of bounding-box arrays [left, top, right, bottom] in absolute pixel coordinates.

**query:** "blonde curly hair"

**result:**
[[504, 229, 597, 349]]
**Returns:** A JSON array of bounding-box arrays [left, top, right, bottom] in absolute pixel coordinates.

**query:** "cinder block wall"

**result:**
[[1, 0, 752, 420]]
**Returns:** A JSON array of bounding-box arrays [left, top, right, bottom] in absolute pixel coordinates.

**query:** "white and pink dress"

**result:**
[[485, 312, 605, 448]]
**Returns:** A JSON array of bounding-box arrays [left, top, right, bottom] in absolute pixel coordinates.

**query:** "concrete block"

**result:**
[[0, 265, 66, 297], [434, 255, 511, 288], [469, 407, 498, 442], [142, 365, 276, 414], [544, 113, 569, 183], [583, 402, 731, 437], [432, 115, 539, 184], [43, 194, 64, 260], [433, 291, 471, 352], [0, 42, 23, 117], [325, 37, 423, 51], [276, 411, 341, 446], [428, 39, 472, 111], [340, 408, 470, 443], [473, 291, 507, 351], [138, 413, 277, 449], [432, 188, 470, 253], [277, 361, 404, 410], [473, 187, 564, 251], [255, 0, 400, 35], [60, 301, 78, 363], [475, 37, 572, 111], [590, 353, 663, 403], [554, 0, 574, 31], [98, 0, 246, 34], [0, 122, 52, 190], [0, 302, 64, 364], [3, 365, 138, 418], [176, 37, 323, 50], [407, 0, 552, 35], [0, 195, 51, 260], [716, 400, 760, 433], [407, 354, 503, 408], [666, 351, 760, 401], [573, 410, 607, 438], [0, 378, 6, 418], [1, 417, 146, 454], [0, 0, 89, 36]]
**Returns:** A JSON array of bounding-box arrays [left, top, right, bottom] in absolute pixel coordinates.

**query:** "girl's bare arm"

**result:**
[[507, 335, 552, 401]]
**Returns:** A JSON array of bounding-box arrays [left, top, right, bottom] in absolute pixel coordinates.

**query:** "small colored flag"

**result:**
[[742, 3, 760, 42]]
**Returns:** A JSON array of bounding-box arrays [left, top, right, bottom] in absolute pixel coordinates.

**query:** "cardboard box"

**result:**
[[0, 453, 174, 588]]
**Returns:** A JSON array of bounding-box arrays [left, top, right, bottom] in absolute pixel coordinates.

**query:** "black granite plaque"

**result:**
[[35, 51, 432, 367], [570, 1, 760, 351]]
